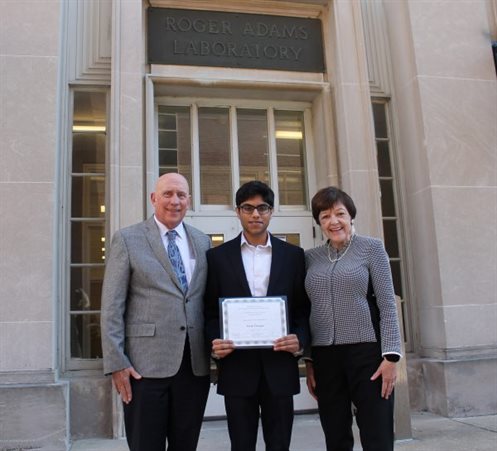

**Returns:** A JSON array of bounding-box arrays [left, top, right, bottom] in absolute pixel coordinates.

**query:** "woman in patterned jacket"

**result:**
[[304, 186, 402, 451]]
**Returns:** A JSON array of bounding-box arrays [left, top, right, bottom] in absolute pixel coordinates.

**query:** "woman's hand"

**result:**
[[305, 361, 318, 400], [370, 359, 397, 399], [211, 338, 235, 359]]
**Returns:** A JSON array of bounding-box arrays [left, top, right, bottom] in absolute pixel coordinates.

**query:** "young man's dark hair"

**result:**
[[235, 181, 274, 208]]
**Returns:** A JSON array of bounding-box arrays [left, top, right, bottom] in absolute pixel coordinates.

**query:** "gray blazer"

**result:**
[[100, 216, 211, 378]]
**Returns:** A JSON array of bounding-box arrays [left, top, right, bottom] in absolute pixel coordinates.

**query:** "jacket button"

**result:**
[[180, 326, 186, 331]]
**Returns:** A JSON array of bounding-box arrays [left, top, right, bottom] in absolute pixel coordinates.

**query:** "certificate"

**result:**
[[219, 296, 288, 348]]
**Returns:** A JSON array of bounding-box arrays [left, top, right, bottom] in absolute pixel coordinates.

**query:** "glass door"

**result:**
[[154, 97, 319, 416], [154, 98, 317, 250]]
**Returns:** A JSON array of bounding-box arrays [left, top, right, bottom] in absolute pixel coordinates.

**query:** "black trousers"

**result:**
[[312, 342, 394, 451], [123, 341, 210, 451], [224, 374, 294, 451]]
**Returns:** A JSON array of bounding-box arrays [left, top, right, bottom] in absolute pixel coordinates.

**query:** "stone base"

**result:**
[[0, 382, 69, 451], [69, 376, 113, 440], [407, 355, 497, 417]]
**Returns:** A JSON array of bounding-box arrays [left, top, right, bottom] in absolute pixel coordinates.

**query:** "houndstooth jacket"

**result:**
[[305, 234, 402, 356]]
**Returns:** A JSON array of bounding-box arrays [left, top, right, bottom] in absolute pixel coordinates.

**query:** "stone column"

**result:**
[[109, 0, 148, 437], [384, 0, 497, 416], [110, 0, 147, 233], [0, 1, 68, 449], [323, 0, 384, 238]]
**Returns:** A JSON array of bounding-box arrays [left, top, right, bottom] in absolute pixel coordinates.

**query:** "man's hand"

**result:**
[[112, 366, 142, 404], [370, 359, 397, 399], [212, 338, 235, 359], [273, 334, 300, 354]]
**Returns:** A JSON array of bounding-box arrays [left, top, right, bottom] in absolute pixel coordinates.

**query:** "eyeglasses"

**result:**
[[238, 204, 272, 215]]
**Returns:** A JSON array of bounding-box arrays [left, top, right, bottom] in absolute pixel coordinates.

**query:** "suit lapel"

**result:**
[[267, 234, 286, 296], [144, 216, 183, 293], [184, 223, 201, 294]]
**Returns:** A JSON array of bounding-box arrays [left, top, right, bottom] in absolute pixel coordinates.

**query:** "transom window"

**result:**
[[156, 100, 311, 211]]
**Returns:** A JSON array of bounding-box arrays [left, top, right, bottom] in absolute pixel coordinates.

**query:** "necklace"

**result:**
[[327, 233, 354, 264]]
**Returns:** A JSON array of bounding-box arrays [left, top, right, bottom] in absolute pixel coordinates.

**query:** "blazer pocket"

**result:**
[[125, 323, 156, 337]]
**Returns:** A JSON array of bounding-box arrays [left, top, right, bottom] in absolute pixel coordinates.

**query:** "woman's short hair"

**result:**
[[311, 186, 357, 224]]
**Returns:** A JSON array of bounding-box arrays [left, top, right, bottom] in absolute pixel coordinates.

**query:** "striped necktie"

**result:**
[[166, 230, 188, 293]]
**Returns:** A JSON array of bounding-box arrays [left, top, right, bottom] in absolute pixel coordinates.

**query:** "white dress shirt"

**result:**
[[240, 233, 272, 297], [154, 216, 195, 285]]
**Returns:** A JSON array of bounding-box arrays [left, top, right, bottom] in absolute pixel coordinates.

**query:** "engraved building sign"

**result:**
[[148, 8, 325, 72]]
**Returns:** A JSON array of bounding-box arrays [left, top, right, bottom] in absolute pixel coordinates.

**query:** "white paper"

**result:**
[[221, 296, 288, 347]]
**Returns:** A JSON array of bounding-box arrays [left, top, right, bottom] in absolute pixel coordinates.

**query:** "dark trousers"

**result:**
[[123, 341, 210, 451], [312, 342, 394, 451], [224, 375, 294, 451]]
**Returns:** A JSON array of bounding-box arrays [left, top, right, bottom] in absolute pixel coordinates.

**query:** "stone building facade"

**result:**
[[1, 1, 496, 449]]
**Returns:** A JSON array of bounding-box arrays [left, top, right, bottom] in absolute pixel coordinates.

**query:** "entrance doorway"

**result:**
[[153, 98, 320, 251], [151, 96, 321, 414]]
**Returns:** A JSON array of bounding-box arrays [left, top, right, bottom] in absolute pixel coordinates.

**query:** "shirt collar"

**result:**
[[240, 232, 272, 249], [153, 215, 186, 239]]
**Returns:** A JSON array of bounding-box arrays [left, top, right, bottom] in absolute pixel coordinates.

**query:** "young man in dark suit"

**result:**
[[204, 180, 310, 451]]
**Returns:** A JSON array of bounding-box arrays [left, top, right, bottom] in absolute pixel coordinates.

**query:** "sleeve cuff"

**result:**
[[383, 353, 401, 362], [293, 348, 304, 358]]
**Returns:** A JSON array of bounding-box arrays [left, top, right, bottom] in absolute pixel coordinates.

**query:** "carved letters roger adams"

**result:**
[[164, 16, 309, 40]]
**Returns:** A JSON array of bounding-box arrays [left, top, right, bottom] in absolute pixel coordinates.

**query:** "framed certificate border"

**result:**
[[219, 296, 289, 348]]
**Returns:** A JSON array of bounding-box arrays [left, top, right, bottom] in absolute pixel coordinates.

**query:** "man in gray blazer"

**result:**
[[101, 173, 211, 451]]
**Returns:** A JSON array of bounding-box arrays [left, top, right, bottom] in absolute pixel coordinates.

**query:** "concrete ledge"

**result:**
[[0, 382, 69, 451], [407, 355, 497, 417], [0, 369, 57, 385]]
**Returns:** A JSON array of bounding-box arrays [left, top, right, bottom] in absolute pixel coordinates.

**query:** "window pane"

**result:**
[[208, 234, 224, 247], [71, 222, 106, 264], [379, 179, 396, 217], [159, 130, 177, 149], [372, 103, 387, 138], [159, 149, 178, 167], [376, 141, 392, 177], [73, 91, 107, 130], [72, 134, 106, 173], [237, 109, 270, 185], [275, 110, 306, 206], [158, 107, 192, 188], [199, 107, 231, 205], [382, 219, 399, 258], [158, 111, 177, 130], [272, 233, 300, 247], [70, 266, 105, 311], [71, 313, 102, 358], [71, 175, 105, 218]]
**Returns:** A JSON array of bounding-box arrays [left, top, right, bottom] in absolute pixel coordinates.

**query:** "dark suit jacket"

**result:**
[[204, 233, 310, 397]]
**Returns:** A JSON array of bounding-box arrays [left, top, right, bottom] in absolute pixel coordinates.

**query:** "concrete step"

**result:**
[[71, 412, 497, 451]]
